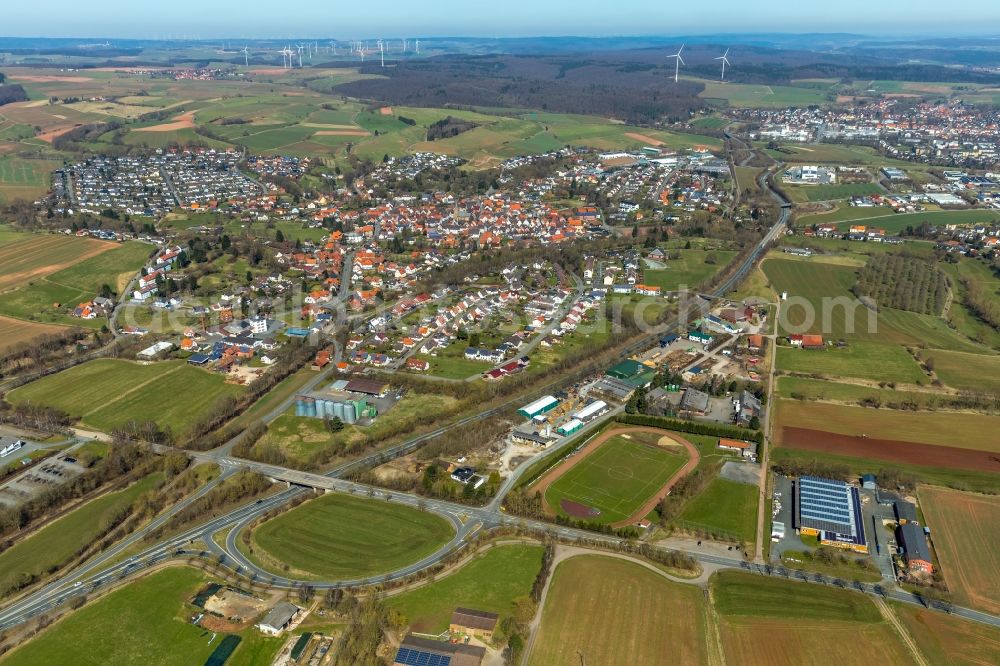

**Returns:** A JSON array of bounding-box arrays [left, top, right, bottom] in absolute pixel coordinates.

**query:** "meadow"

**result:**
[[917, 348, 1000, 394], [775, 343, 927, 384], [0, 566, 281, 666], [711, 571, 911, 666], [698, 81, 828, 108], [543, 433, 690, 524], [676, 477, 758, 543], [786, 182, 883, 203], [642, 249, 737, 291], [387, 544, 544, 634], [918, 486, 1000, 615], [247, 493, 454, 580], [0, 473, 162, 597], [0, 239, 151, 327], [764, 256, 982, 354], [529, 555, 707, 666], [7, 359, 244, 436]]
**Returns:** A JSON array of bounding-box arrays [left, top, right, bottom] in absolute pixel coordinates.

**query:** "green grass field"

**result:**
[[764, 256, 980, 355], [247, 493, 454, 580], [699, 81, 828, 108], [529, 555, 707, 666], [7, 359, 243, 436], [918, 348, 1000, 394], [388, 544, 543, 633], [787, 182, 883, 203], [0, 239, 151, 327], [676, 477, 758, 543], [642, 249, 736, 291], [0, 566, 281, 666], [544, 433, 689, 524], [712, 570, 879, 622], [775, 343, 927, 384], [0, 473, 161, 597], [413, 353, 491, 380]]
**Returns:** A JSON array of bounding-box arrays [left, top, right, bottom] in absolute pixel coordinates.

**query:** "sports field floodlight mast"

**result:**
[[715, 48, 731, 81], [667, 45, 685, 83]]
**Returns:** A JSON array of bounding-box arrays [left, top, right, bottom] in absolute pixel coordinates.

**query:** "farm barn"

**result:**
[[794, 476, 868, 553]]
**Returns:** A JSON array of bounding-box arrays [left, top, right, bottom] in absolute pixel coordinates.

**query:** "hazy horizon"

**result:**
[[3, 1, 1000, 40]]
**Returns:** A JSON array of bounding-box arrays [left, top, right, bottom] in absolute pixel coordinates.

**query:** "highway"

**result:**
[[5, 164, 998, 633]]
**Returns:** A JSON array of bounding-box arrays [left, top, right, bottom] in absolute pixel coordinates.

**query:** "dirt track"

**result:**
[[779, 426, 1000, 473], [530, 426, 701, 529]]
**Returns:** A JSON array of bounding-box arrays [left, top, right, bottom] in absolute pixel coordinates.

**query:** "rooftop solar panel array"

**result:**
[[796, 476, 857, 536], [394, 647, 452, 666]]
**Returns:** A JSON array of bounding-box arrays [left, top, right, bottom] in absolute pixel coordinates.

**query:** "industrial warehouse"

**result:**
[[793, 476, 868, 553]]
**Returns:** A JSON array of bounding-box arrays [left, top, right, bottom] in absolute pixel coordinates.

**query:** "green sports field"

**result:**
[[544, 433, 689, 524], [7, 358, 243, 436], [0, 567, 281, 666], [388, 544, 543, 633], [247, 493, 454, 580]]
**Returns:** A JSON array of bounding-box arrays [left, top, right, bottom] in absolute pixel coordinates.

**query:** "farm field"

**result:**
[[676, 477, 758, 543], [712, 571, 911, 666], [0, 315, 67, 353], [540, 430, 693, 525], [0, 155, 60, 202], [529, 555, 707, 666], [786, 182, 882, 203], [761, 142, 918, 167], [0, 234, 113, 292], [776, 375, 953, 407], [0, 473, 162, 598], [771, 445, 1000, 494], [896, 604, 1000, 666], [387, 544, 544, 634], [918, 487, 1000, 615], [642, 249, 737, 291], [0, 240, 151, 327], [775, 343, 926, 384], [917, 348, 1000, 394], [246, 493, 454, 580], [7, 359, 244, 436], [698, 81, 827, 108], [0, 566, 281, 666], [774, 399, 1000, 452], [764, 256, 981, 353], [832, 209, 1000, 234]]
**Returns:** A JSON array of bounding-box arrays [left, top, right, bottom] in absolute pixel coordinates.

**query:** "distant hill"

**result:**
[[0, 84, 28, 107]]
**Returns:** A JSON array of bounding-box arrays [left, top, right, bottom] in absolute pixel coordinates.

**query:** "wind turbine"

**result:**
[[241, 46, 250, 67], [415, 39, 420, 55], [667, 45, 685, 83], [715, 48, 731, 82], [377, 39, 385, 67]]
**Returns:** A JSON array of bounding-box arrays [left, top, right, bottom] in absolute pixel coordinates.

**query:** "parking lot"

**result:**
[[0, 450, 88, 507]]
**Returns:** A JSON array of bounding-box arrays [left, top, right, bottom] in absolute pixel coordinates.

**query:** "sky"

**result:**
[[4, 0, 999, 39]]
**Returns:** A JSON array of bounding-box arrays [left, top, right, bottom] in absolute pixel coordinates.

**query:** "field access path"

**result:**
[[530, 426, 700, 529]]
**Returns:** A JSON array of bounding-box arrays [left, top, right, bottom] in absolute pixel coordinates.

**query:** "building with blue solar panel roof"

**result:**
[[794, 476, 869, 553], [393, 635, 486, 666]]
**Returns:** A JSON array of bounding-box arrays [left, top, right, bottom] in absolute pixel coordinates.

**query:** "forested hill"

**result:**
[[334, 55, 706, 125]]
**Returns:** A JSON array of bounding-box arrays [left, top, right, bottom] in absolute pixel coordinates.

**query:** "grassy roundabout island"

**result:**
[[243, 493, 455, 581]]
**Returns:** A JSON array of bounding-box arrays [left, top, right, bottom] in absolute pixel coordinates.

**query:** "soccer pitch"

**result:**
[[544, 434, 689, 524]]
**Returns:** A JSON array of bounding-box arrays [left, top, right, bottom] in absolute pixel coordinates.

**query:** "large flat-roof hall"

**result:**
[[794, 476, 868, 553]]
